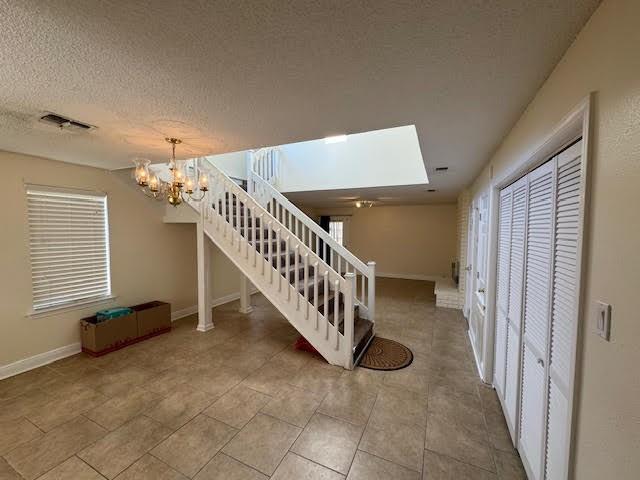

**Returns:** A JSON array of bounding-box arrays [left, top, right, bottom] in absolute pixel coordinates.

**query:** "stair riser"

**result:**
[[283, 265, 317, 283], [269, 252, 297, 269], [196, 162, 375, 370], [225, 217, 260, 228]]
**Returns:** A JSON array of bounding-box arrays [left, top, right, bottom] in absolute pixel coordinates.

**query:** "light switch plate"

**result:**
[[595, 301, 611, 341]]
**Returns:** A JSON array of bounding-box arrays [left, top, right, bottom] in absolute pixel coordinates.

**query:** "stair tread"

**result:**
[[205, 180, 374, 369]]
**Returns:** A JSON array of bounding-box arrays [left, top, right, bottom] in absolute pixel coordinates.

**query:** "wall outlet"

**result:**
[[595, 301, 611, 341]]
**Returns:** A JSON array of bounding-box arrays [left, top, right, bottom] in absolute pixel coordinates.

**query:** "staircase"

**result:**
[[180, 149, 376, 369]]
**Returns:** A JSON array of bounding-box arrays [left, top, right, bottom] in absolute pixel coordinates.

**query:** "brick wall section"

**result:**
[[457, 189, 471, 296], [435, 189, 470, 311], [435, 280, 465, 309]]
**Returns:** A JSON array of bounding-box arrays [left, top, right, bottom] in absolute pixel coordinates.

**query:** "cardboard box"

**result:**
[[80, 312, 138, 356], [131, 301, 171, 338]]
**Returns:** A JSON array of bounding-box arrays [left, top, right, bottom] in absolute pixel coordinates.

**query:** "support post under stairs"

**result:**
[[239, 274, 253, 314], [196, 220, 213, 332]]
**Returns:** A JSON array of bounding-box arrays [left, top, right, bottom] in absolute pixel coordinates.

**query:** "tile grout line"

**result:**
[[76, 455, 108, 480]]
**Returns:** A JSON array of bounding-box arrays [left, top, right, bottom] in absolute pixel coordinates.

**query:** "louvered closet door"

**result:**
[[503, 175, 528, 437], [519, 159, 555, 480], [545, 140, 582, 480], [493, 186, 512, 400]]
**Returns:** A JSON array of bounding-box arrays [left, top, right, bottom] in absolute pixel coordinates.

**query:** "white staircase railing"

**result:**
[[188, 158, 357, 369], [248, 148, 376, 324]]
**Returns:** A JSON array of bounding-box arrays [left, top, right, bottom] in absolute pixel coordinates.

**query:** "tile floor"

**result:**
[[0, 278, 527, 479]]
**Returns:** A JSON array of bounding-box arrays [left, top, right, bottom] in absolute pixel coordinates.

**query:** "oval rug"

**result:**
[[359, 337, 413, 370]]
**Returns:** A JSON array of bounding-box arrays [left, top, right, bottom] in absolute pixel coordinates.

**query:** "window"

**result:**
[[26, 186, 111, 312], [329, 220, 344, 245]]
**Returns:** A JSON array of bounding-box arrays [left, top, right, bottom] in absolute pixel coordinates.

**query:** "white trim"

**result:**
[[468, 330, 491, 385], [171, 287, 260, 322], [171, 305, 198, 322], [480, 94, 592, 479], [0, 342, 81, 381], [480, 95, 592, 383], [376, 272, 446, 282], [212, 287, 260, 308], [4, 288, 261, 381]]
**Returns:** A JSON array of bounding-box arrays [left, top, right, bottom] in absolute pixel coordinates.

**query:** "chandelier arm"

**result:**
[[187, 190, 207, 202], [139, 185, 160, 200]]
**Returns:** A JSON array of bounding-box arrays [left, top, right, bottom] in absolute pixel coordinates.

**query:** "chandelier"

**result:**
[[133, 138, 209, 206], [355, 200, 374, 208]]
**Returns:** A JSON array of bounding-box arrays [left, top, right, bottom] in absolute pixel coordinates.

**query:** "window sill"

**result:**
[[26, 294, 119, 319]]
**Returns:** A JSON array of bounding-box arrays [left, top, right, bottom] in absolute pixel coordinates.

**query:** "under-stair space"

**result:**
[[218, 186, 374, 366], [165, 151, 377, 369]]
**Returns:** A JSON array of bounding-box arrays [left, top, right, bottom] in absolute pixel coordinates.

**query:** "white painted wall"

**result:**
[[205, 151, 247, 180], [278, 125, 428, 192]]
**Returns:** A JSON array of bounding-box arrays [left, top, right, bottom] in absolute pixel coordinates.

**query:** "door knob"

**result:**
[[537, 358, 544, 367], [478, 288, 485, 293]]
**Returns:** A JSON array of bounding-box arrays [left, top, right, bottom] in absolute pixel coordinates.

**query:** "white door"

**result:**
[[544, 141, 584, 480], [469, 195, 488, 358], [519, 160, 555, 480], [503, 176, 528, 439], [493, 186, 512, 400], [493, 139, 584, 480], [464, 204, 474, 318]]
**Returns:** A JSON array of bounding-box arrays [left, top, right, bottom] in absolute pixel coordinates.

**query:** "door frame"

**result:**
[[468, 193, 490, 381], [484, 94, 593, 479], [463, 203, 475, 318]]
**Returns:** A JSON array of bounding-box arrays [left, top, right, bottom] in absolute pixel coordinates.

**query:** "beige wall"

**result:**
[[467, 0, 640, 477], [313, 204, 458, 279], [209, 243, 250, 300], [0, 150, 243, 369]]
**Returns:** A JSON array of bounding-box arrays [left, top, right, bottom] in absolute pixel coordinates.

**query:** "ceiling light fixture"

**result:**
[[324, 134, 348, 144], [355, 200, 374, 208], [132, 138, 209, 207]]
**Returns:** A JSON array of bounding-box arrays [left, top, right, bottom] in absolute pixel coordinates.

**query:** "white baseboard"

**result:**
[[2, 288, 262, 380], [172, 287, 260, 322], [212, 287, 260, 308], [376, 272, 447, 282], [171, 305, 198, 322], [0, 342, 81, 381]]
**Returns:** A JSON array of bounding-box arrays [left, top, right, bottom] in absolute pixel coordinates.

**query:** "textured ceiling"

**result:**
[[285, 184, 447, 209], [0, 0, 599, 202]]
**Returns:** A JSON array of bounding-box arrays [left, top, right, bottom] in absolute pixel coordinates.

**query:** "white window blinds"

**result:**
[[26, 186, 111, 312], [329, 221, 344, 246]]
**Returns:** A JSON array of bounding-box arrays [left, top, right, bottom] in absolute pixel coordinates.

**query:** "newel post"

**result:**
[[344, 272, 356, 369], [367, 261, 376, 324], [246, 151, 254, 195]]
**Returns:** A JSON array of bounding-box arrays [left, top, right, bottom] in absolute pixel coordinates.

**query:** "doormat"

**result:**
[[360, 337, 413, 370]]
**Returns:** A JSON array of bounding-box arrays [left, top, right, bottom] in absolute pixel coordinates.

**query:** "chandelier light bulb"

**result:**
[[133, 158, 150, 186], [198, 172, 209, 191], [174, 168, 185, 186], [148, 174, 159, 192], [185, 177, 195, 194]]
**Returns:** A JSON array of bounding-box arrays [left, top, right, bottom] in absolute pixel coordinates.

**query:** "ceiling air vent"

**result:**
[[39, 113, 95, 132], [434, 166, 449, 172]]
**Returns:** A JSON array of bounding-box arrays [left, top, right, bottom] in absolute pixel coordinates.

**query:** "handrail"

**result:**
[[251, 171, 370, 274], [200, 162, 348, 290], [245, 149, 375, 324], [190, 159, 356, 367]]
